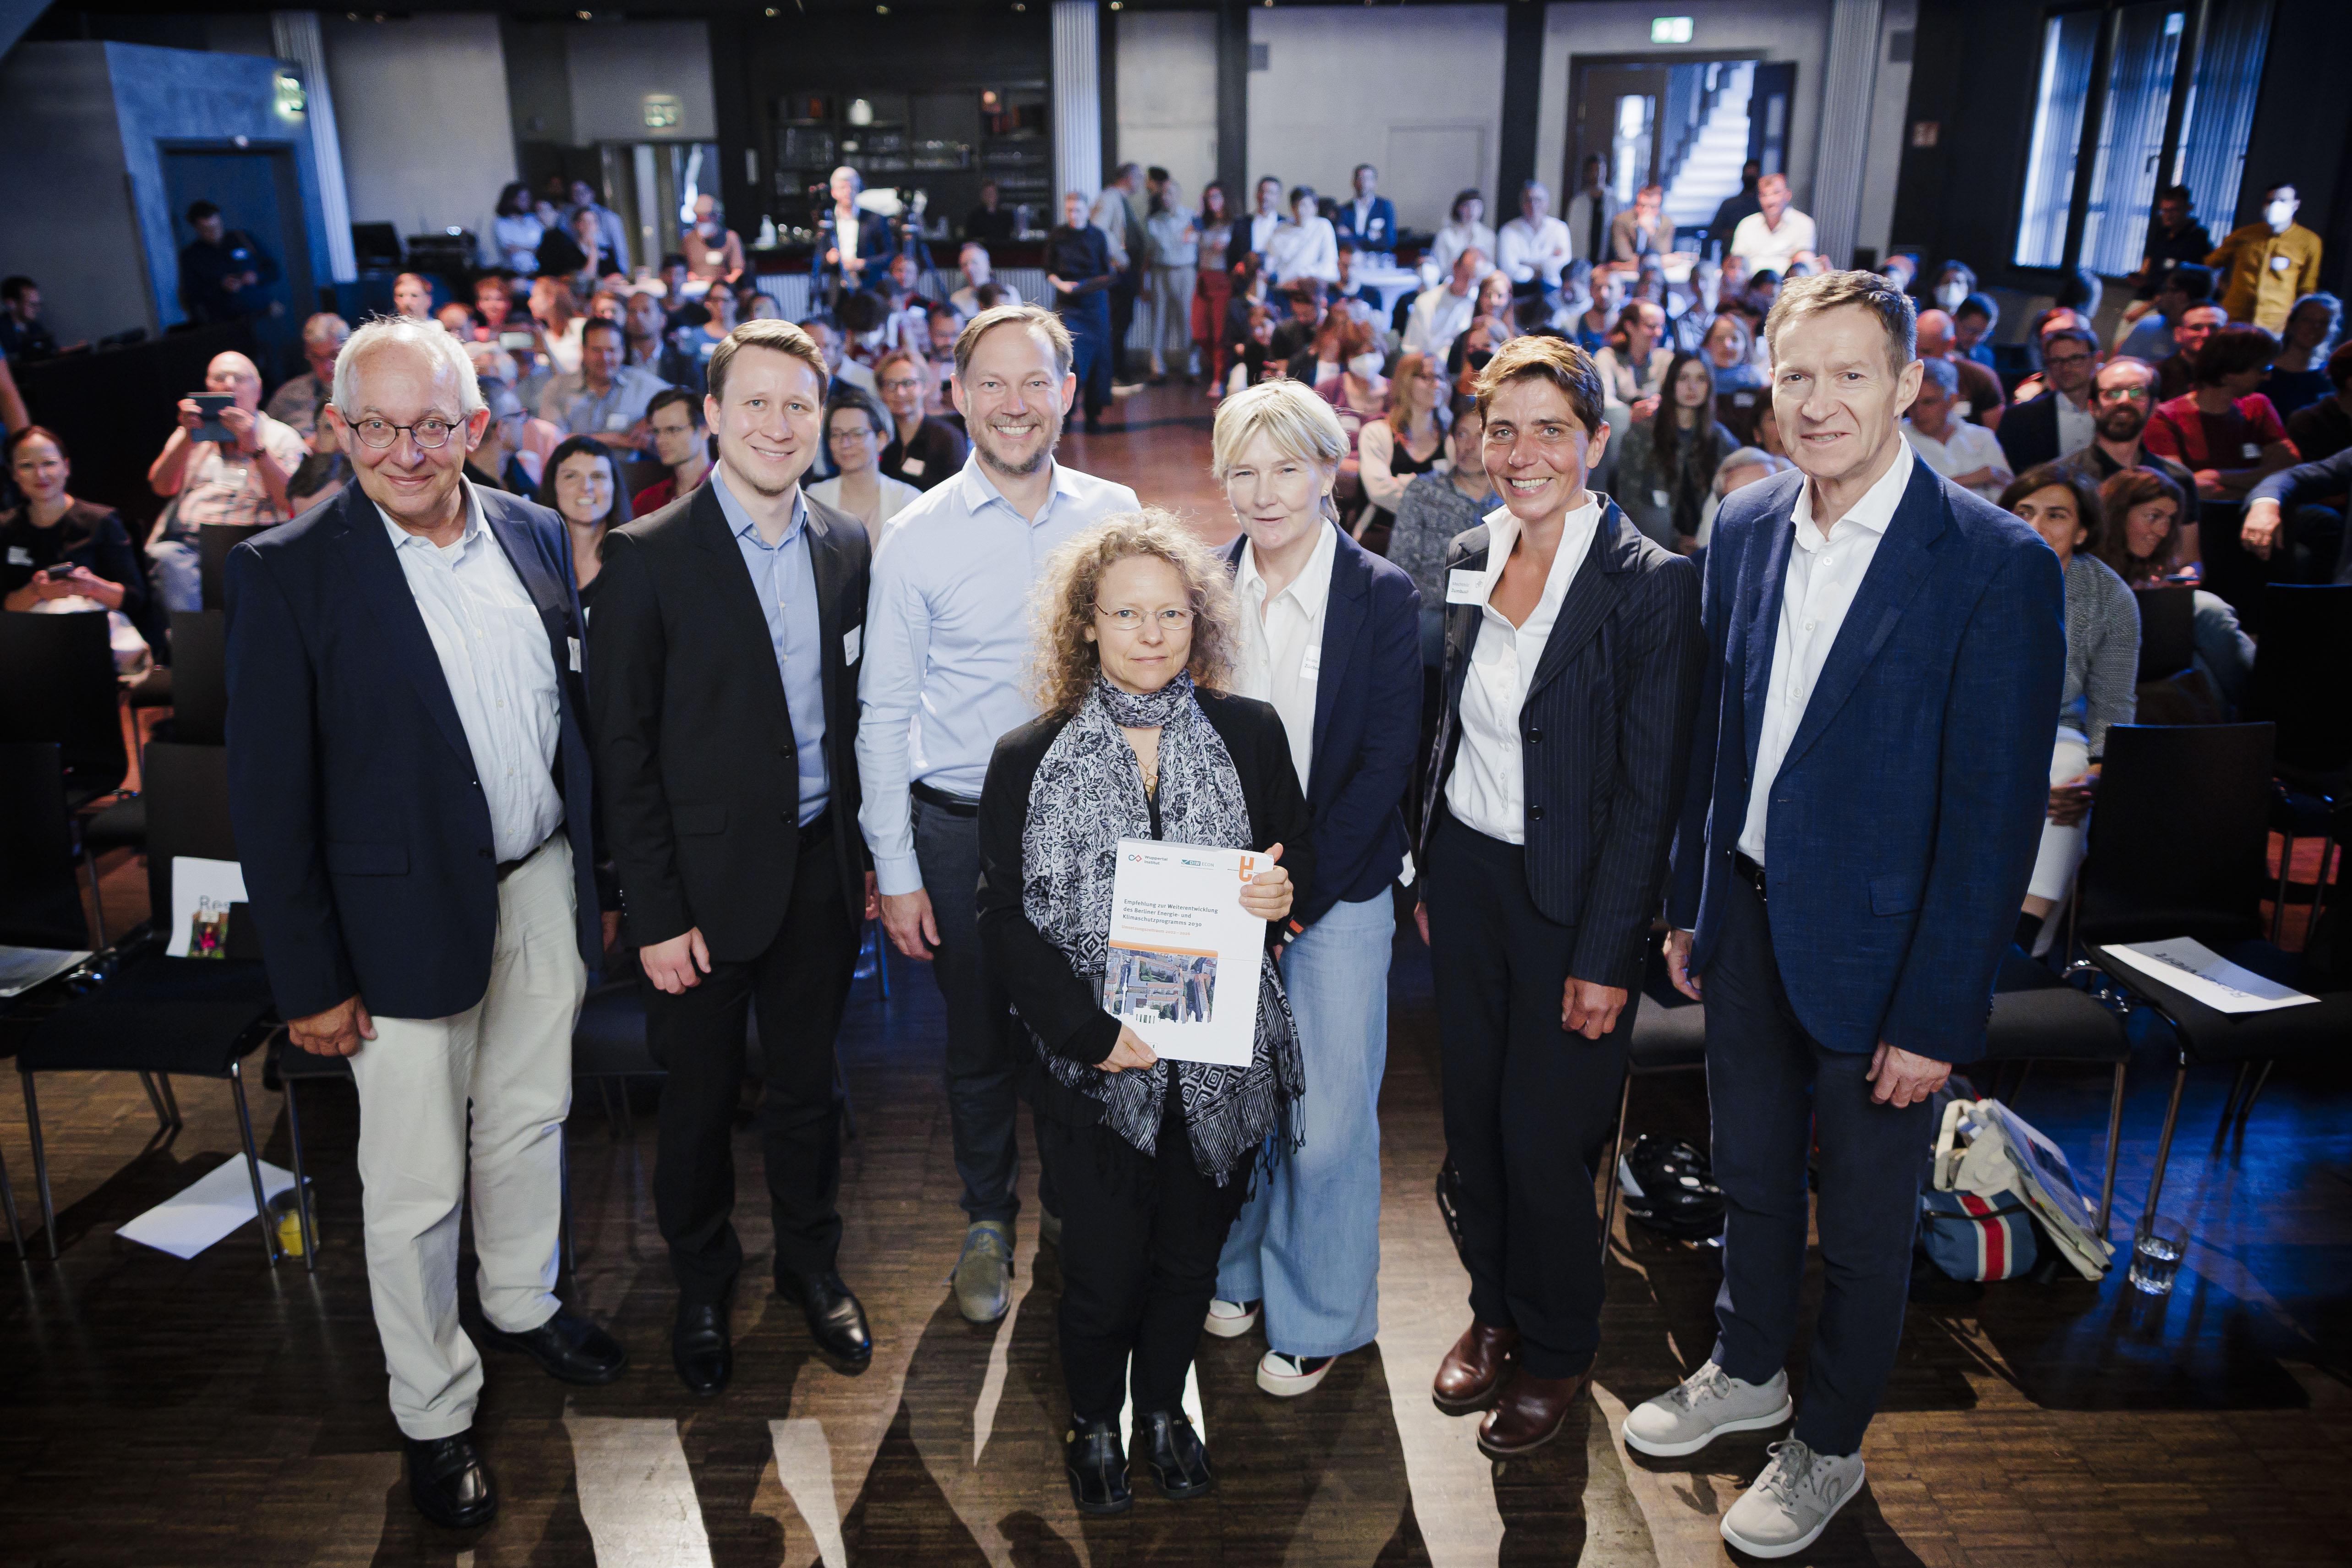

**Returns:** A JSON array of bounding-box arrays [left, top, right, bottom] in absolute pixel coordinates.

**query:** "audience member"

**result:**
[[145, 350, 306, 610], [808, 388, 920, 548], [818, 165, 893, 297], [1263, 186, 1339, 285], [1728, 174, 1817, 277], [1311, 314, 1388, 509], [2155, 299, 2226, 399], [1592, 300, 1672, 415], [390, 272, 433, 321], [1499, 180, 1574, 299], [923, 306, 963, 413], [562, 178, 631, 273], [2114, 262, 2215, 361], [1706, 161, 1763, 257], [1445, 315, 1514, 401], [1332, 164, 1394, 253], [1692, 445, 1793, 548], [1193, 187, 1236, 390], [687, 290, 741, 379], [1667, 259, 1723, 354], [1998, 464, 2135, 954], [616, 289, 664, 372], [474, 273, 521, 339], [950, 243, 1018, 318], [802, 314, 874, 401], [2096, 467, 2257, 699], [963, 180, 1017, 246], [1562, 156, 1616, 269], [1227, 301, 1283, 393], [1402, 250, 1486, 361], [1357, 352, 1447, 551], [487, 181, 544, 273], [2242, 441, 2352, 585], [1880, 252, 1919, 296], [1269, 279, 1327, 367], [2208, 183, 2323, 333], [685, 194, 746, 285], [1144, 177, 1201, 380], [1997, 326, 2101, 470], [177, 200, 279, 323], [1609, 184, 1670, 268], [632, 387, 711, 514], [529, 277, 588, 375], [1569, 271, 1622, 353], [2285, 341, 2352, 463], [2128, 184, 2213, 302], [1615, 350, 1737, 551], [1914, 309, 2005, 428], [1234, 175, 1288, 271], [0, 276, 61, 363], [1432, 190, 1498, 279], [538, 318, 665, 452], [874, 349, 969, 489], [1, 426, 144, 623], [2264, 293, 2341, 420], [464, 382, 542, 496], [1331, 240, 1383, 316], [1386, 401, 1494, 666], [1953, 292, 1999, 366], [267, 313, 354, 442], [2143, 323, 2297, 500], [836, 289, 891, 372], [1702, 314, 1763, 393], [1925, 260, 1976, 317], [535, 434, 629, 609], [1899, 359, 2011, 502], [1049, 191, 1119, 432], [2055, 357, 2201, 560]]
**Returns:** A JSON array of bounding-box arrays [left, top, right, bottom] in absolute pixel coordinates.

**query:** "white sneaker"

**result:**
[[1202, 1298, 1260, 1339], [1255, 1351, 1336, 1396], [1622, 1360, 1793, 1457], [1719, 1438, 1865, 1559]]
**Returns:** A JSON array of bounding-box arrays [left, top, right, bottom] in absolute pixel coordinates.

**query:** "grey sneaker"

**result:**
[[952, 1221, 1013, 1324], [1622, 1360, 1792, 1457], [1719, 1438, 1866, 1559]]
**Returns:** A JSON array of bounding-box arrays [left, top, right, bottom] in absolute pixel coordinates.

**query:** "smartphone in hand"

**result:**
[[188, 393, 236, 444]]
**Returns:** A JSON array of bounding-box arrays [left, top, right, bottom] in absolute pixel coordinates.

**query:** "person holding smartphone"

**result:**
[[143, 350, 306, 611], [2, 426, 146, 627]]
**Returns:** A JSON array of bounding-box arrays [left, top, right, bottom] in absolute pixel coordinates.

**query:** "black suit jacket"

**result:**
[[1994, 389, 2083, 473], [586, 479, 871, 960], [224, 483, 600, 1021], [1417, 500, 1705, 992]]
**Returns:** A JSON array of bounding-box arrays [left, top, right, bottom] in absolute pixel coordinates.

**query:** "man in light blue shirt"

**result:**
[[857, 304, 1138, 1322], [715, 472, 829, 822]]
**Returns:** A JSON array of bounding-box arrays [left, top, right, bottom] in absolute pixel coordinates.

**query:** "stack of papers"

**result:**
[[2103, 937, 2317, 1014]]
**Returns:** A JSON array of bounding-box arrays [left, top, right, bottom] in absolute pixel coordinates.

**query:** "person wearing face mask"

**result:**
[[685, 195, 746, 286], [2207, 184, 2323, 334], [1416, 334, 1703, 1461], [536, 434, 631, 613], [1912, 310, 2006, 430], [1196, 379, 1419, 1400], [1614, 351, 1740, 551], [1263, 186, 1339, 286], [1927, 261, 1976, 320]]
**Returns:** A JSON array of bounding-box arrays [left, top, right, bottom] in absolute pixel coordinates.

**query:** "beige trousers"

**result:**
[[345, 836, 585, 1440]]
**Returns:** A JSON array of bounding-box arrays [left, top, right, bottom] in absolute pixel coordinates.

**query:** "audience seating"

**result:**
[[2131, 586, 2195, 684], [0, 609, 126, 810], [197, 523, 267, 612], [2244, 586, 2350, 939], [15, 743, 284, 1264], [0, 741, 96, 951]]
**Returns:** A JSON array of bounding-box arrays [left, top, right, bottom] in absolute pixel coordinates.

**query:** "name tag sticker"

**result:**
[[1446, 568, 1490, 606], [1954, 400, 1972, 418], [604, 412, 629, 431], [843, 624, 862, 665], [900, 457, 925, 478], [567, 636, 582, 673], [2243, 442, 2261, 460], [1733, 392, 1756, 408], [6, 546, 31, 567], [1651, 489, 1671, 508], [2271, 253, 2292, 272], [1299, 642, 1322, 680]]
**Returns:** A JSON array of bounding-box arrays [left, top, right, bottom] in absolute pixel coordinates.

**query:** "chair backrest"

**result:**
[[2131, 587, 2195, 683], [0, 610, 127, 799], [2077, 722, 2274, 948], [166, 610, 229, 746], [141, 742, 241, 947], [2243, 585, 2352, 774], [0, 740, 94, 948], [198, 523, 267, 612]]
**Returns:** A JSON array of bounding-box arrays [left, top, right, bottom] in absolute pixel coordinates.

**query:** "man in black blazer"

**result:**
[[225, 319, 622, 1532], [1995, 325, 2103, 472], [587, 318, 879, 1395]]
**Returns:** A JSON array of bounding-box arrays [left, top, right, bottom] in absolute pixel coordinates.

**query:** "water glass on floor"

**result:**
[[2129, 1218, 2186, 1295]]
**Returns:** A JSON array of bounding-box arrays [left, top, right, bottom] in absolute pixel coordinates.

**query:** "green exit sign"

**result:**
[[1652, 16, 1694, 43]]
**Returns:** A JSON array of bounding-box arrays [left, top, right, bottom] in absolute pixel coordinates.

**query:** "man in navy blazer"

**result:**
[[225, 320, 621, 1532], [1334, 164, 1399, 254], [1627, 273, 2062, 1557]]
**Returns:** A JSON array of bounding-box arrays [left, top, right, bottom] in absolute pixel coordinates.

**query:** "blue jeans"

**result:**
[[1215, 891, 1392, 1358]]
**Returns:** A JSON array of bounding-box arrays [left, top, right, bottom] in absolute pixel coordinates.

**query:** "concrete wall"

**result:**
[[0, 43, 142, 341], [564, 21, 716, 145], [1116, 10, 1219, 205], [1247, 5, 1508, 235], [1851, 0, 1916, 265], [322, 13, 517, 237]]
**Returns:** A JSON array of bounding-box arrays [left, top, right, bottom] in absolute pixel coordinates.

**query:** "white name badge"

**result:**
[[605, 412, 629, 431], [1954, 400, 1973, 418], [900, 456, 925, 478], [6, 546, 32, 567], [1446, 567, 1490, 606], [567, 636, 582, 673], [2271, 254, 2292, 272], [1299, 642, 1322, 680], [843, 624, 862, 665], [1733, 392, 1756, 408], [1651, 489, 1670, 508], [2243, 442, 2261, 460]]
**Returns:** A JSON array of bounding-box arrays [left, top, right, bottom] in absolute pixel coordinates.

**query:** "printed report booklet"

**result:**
[[1104, 837, 1269, 1067]]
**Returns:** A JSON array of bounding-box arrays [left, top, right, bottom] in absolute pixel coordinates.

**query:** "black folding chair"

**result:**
[[197, 523, 267, 612], [16, 743, 284, 1264], [0, 609, 128, 809], [2243, 585, 2351, 940], [2131, 586, 2196, 684]]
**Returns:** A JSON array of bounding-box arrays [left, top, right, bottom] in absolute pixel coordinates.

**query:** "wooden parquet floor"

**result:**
[[2, 387, 2348, 1566]]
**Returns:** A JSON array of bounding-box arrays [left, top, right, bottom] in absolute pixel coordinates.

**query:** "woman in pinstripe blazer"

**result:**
[[1413, 336, 1705, 1460]]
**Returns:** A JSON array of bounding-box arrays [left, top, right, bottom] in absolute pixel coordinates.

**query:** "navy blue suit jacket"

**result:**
[[1220, 527, 1422, 929], [1993, 389, 2073, 474], [1668, 460, 2066, 1062], [1334, 196, 1399, 252], [225, 483, 600, 1022]]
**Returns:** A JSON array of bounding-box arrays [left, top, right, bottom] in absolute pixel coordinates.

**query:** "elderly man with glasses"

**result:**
[[144, 349, 309, 610], [224, 317, 620, 1533]]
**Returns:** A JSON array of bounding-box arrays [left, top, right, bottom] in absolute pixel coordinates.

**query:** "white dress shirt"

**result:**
[[1233, 520, 1339, 792], [1729, 208, 1818, 276], [1738, 442, 1915, 863], [1901, 417, 2008, 500], [2052, 391, 2096, 459], [1248, 210, 1285, 256], [1402, 283, 1479, 359], [1263, 216, 1340, 284], [1430, 220, 1499, 277], [377, 488, 564, 863], [1498, 215, 1573, 289], [1444, 498, 1603, 843]]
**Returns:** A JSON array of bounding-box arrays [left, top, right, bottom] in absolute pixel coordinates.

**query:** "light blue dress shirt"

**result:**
[[711, 469, 829, 826], [856, 452, 1141, 895]]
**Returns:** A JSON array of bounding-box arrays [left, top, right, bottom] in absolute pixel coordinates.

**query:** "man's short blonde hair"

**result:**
[[707, 318, 829, 408], [953, 303, 1073, 382], [1763, 268, 1918, 376], [1027, 510, 1241, 718], [1209, 378, 1348, 479]]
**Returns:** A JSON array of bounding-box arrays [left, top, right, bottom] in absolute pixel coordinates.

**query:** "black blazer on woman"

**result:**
[[977, 688, 1313, 1120], [1417, 500, 1705, 993], [586, 480, 872, 960]]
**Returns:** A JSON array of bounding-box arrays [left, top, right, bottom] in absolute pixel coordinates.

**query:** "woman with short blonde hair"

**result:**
[[979, 508, 1311, 1515]]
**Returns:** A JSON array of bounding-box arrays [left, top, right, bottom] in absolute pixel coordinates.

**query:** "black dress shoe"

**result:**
[[1133, 1408, 1213, 1499], [783, 1271, 873, 1365], [405, 1430, 497, 1530], [672, 1300, 732, 1396], [484, 1307, 628, 1386], [1064, 1415, 1132, 1515]]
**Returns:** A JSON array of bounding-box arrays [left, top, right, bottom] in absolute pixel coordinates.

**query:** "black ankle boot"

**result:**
[[1133, 1408, 1213, 1499], [1064, 1415, 1132, 1514]]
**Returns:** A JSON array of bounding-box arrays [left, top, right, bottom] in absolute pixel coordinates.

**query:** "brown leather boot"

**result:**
[[1476, 1366, 1591, 1457], [1432, 1321, 1519, 1413]]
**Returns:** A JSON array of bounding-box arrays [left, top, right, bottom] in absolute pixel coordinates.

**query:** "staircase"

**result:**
[[1664, 60, 1755, 229]]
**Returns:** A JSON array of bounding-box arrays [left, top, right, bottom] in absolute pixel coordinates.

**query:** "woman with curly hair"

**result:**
[[976, 510, 1313, 1516]]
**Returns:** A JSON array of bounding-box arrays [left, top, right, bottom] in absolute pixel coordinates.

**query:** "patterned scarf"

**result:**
[[1020, 672, 1303, 1179]]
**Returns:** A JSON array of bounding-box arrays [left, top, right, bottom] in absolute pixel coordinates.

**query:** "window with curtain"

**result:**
[[2014, 12, 2099, 268], [2173, 0, 2272, 234], [2078, 6, 2184, 276]]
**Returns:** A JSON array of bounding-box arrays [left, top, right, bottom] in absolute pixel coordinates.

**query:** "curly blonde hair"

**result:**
[[1027, 509, 1241, 718]]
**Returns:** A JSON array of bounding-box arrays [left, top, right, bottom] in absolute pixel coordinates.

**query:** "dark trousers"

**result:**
[[1038, 1095, 1240, 1423], [1062, 303, 1113, 421], [1424, 809, 1627, 1380], [1108, 266, 1139, 374], [647, 823, 861, 1306], [1702, 871, 1932, 1457], [914, 798, 1045, 1225]]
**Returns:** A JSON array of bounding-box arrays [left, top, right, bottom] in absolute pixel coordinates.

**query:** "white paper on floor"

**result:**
[[564, 1410, 716, 1568], [115, 1156, 296, 1259], [770, 1418, 847, 1568]]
